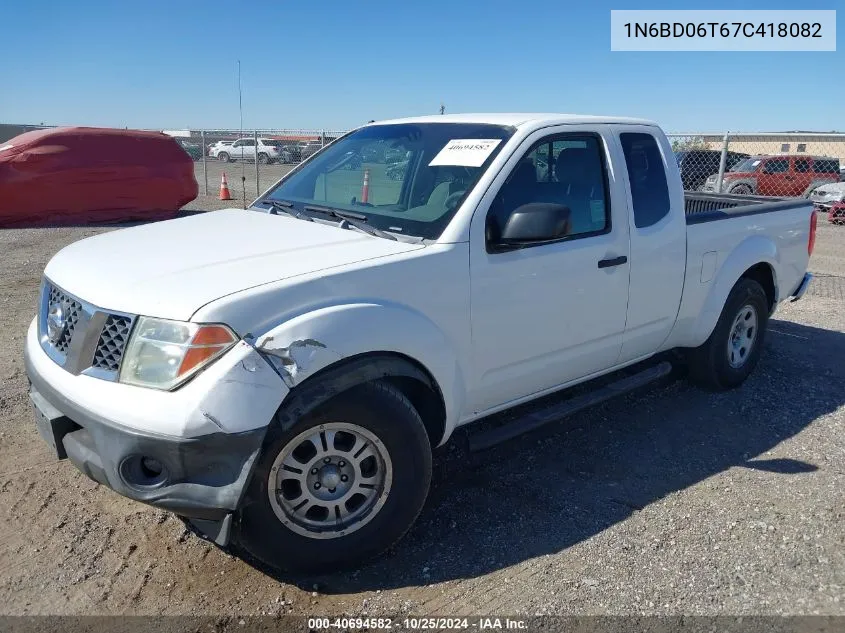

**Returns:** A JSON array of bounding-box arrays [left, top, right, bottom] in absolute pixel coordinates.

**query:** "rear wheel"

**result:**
[[687, 278, 769, 390], [236, 381, 432, 573], [257, 152, 269, 165]]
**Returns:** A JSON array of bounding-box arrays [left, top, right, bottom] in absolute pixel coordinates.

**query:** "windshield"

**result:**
[[262, 122, 514, 239], [730, 157, 762, 172]]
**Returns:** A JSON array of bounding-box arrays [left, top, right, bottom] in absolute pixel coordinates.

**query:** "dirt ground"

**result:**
[[0, 214, 843, 618]]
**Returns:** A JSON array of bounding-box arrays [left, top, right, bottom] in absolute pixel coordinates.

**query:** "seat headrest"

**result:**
[[554, 148, 595, 184]]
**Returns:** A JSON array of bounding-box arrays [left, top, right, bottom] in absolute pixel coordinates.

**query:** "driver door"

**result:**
[[467, 126, 631, 415]]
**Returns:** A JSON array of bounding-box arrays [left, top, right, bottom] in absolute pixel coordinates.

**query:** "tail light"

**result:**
[[808, 211, 817, 255]]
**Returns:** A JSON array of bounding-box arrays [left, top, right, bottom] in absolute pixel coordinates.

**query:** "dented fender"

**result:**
[[247, 302, 466, 445]]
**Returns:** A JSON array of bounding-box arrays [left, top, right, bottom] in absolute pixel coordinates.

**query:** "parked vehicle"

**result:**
[[829, 202, 845, 224], [702, 155, 840, 197], [299, 141, 324, 160], [176, 139, 203, 161], [212, 138, 284, 164], [274, 144, 301, 163], [674, 149, 749, 191], [809, 182, 845, 211], [1, 127, 197, 227], [25, 114, 815, 573], [207, 140, 233, 156]]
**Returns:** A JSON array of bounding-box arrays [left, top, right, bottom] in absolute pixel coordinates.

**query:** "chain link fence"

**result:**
[[173, 129, 348, 204], [667, 133, 845, 210], [193, 129, 845, 208], [6, 123, 843, 213]]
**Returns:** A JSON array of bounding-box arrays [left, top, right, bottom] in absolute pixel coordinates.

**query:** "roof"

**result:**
[[369, 113, 658, 129], [5, 126, 171, 148]]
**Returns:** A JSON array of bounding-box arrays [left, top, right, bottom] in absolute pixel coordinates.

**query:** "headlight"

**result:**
[[119, 317, 238, 390]]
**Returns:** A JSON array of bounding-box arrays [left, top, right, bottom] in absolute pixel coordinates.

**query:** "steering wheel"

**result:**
[[444, 190, 466, 211]]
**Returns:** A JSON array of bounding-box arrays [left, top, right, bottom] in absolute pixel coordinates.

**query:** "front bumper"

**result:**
[[24, 317, 287, 536]]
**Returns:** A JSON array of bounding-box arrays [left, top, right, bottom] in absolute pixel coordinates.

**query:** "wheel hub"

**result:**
[[727, 304, 758, 369], [267, 423, 393, 539], [305, 459, 355, 500]]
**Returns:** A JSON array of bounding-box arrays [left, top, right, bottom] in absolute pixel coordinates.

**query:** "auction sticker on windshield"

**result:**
[[429, 139, 502, 167]]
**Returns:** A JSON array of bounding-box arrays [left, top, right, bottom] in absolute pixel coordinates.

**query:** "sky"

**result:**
[[0, 0, 841, 134]]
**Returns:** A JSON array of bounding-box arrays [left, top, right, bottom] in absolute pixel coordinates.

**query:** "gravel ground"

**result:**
[[185, 160, 293, 212], [0, 213, 843, 618]]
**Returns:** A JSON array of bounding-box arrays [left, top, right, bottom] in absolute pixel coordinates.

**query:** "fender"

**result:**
[[687, 235, 778, 348], [249, 301, 466, 444]]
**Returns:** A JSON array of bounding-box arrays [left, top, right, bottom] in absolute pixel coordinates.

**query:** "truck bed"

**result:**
[[684, 192, 811, 224]]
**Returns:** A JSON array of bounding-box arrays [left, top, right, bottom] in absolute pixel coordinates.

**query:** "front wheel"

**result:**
[[257, 152, 269, 165], [217, 152, 230, 163], [236, 381, 432, 573], [686, 278, 769, 390], [729, 184, 753, 195]]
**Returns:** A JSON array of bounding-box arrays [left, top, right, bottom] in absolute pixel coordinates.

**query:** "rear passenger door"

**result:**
[[612, 127, 686, 363]]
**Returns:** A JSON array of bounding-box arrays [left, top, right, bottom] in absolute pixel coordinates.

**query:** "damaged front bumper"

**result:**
[[24, 319, 288, 545]]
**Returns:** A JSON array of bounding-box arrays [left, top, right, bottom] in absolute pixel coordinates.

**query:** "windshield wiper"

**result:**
[[303, 205, 397, 241], [267, 199, 312, 222]]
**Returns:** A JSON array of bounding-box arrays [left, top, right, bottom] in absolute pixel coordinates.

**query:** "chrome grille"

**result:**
[[92, 315, 132, 372], [47, 284, 83, 354], [39, 279, 135, 381]]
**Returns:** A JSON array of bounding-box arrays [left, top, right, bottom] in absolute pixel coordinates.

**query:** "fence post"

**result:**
[[321, 129, 326, 148], [201, 130, 208, 196], [715, 131, 730, 193], [254, 130, 260, 199]]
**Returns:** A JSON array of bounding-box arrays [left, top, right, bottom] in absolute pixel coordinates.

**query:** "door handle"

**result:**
[[598, 255, 628, 269]]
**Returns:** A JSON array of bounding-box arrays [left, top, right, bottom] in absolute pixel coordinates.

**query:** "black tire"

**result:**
[[687, 278, 769, 391], [217, 152, 230, 163], [257, 152, 269, 165], [729, 184, 753, 195], [236, 380, 432, 573]]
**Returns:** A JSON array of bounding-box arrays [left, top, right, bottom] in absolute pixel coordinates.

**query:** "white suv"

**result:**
[[212, 138, 282, 164]]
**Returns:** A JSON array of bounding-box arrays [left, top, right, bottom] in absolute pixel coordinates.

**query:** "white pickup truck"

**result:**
[[25, 114, 815, 573]]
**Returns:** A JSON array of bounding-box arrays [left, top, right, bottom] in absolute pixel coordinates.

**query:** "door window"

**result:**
[[487, 134, 610, 244], [620, 132, 671, 228], [763, 159, 789, 173], [813, 159, 840, 174], [795, 159, 811, 173]]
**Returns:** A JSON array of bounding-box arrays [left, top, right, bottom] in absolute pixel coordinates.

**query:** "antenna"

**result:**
[[238, 60, 246, 209]]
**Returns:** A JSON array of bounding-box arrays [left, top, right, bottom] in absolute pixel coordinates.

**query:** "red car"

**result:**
[[0, 127, 198, 227], [702, 155, 840, 198], [829, 202, 845, 225]]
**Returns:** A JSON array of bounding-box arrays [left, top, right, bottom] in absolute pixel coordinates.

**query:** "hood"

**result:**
[[45, 209, 425, 321]]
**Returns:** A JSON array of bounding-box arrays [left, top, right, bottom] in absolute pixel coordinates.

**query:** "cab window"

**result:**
[[620, 132, 670, 229], [486, 134, 610, 245]]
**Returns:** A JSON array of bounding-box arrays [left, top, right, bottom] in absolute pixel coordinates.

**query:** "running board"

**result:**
[[467, 361, 674, 452]]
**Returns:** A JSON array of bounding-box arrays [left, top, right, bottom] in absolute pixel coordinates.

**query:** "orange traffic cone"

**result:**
[[361, 168, 370, 203], [219, 172, 232, 201]]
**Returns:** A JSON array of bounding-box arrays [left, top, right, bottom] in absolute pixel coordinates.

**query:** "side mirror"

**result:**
[[498, 202, 571, 246]]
